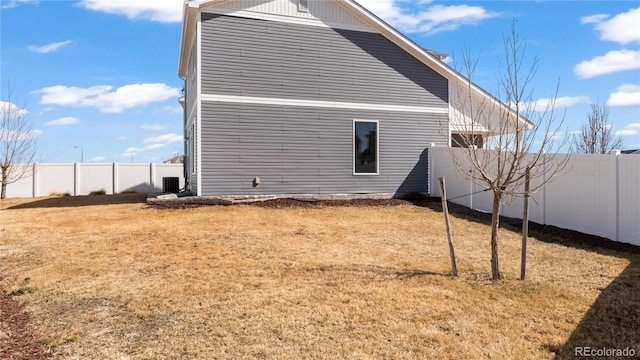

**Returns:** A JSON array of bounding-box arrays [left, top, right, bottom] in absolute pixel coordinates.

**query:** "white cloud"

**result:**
[[145, 143, 165, 150], [586, 7, 640, 45], [356, 0, 500, 35], [608, 84, 640, 106], [4, 129, 42, 140], [529, 96, 591, 112], [33, 83, 180, 113], [116, 136, 128, 140], [615, 123, 640, 136], [44, 116, 79, 126], [124, 143, 165, 156], [141, 123, 165, 131], [143, 133, 183, 144], [78, 0, 183, 23], [89, 156, 106, 162], [0, 0, 38, 9], [28, 40, 74, 54], [0, 101, 29, 118], [125, 147, 142, 153], [580, 14, 609, 24], [574, 49, 640, 78], [616, 129, 638, 136]]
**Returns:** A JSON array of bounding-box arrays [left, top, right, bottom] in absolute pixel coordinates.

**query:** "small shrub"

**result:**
[[89, 189, 106, 196], [9, 287, 33, 296], [49, 192, 71, 198]]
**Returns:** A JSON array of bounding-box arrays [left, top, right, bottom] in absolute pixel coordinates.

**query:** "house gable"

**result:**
[[201, 0, 375, 33], [178, 0, 530, 131]]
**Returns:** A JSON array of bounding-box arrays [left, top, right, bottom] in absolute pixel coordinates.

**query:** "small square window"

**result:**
[[353, 120, 379, 175], [298, 0, 309, 12]]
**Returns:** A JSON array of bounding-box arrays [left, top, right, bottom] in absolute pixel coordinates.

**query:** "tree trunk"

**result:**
[[1, 171, 6, 199], [490, 193, 502, 280]]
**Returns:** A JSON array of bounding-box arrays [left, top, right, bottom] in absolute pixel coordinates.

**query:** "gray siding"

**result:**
[[185, 37, 198, 192], [200, 102, 446, 196], [196, 14, 450, 196], [200, 13, 448, 107]]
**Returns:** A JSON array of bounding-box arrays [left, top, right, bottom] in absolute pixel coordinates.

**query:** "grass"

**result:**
[[0, 194, 637, 359]]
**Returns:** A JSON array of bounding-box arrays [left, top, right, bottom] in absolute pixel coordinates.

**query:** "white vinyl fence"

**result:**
[[5, 163, 185, 198], [430, 146, 640, 246]]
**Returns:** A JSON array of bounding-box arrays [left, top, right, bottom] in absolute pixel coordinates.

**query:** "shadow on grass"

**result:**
[[551, 258, 640, 359], [306, 264, 451, 280], [5, 193, 148, 210], [412, 198, 640, 359]]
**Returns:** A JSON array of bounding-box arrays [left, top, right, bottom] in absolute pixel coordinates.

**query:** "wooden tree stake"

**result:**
[[439, 176, 458, 277], [520, 167, 530, 280]]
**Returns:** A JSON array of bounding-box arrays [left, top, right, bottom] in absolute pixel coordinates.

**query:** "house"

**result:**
[[178, 0, 517, 197], [163, 155, 185, 164]]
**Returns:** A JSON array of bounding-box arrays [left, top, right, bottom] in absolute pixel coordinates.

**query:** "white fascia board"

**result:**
[[178, 2, 200, 78]]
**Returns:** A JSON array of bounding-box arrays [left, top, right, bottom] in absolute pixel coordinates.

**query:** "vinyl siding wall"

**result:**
[[201, 102, 444, 195], [197, 13, 449, 196], [200, 13, 447, 107], [185, 33, 199, 192]]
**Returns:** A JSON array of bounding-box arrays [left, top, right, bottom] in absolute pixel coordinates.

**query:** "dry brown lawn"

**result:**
[[0, 194, 638, 359]]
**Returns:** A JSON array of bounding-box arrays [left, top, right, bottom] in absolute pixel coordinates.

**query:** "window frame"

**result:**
[[352, 119, 380, 176], [190, 122, 197, 175]]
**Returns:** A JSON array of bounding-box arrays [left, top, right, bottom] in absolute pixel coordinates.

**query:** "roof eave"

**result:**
[[177, 2, 200, 78], [342, 0, 533, 129]]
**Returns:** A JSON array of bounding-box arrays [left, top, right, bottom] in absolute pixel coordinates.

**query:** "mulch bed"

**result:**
[[0, 288, 55, 359], [4, 197, 637, 358]]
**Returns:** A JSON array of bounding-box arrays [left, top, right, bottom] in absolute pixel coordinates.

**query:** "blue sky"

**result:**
[[1, 0, 639, 163]]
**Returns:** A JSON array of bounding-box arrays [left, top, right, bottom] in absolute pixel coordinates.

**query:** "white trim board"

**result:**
[[205, 8, 377, 33], [200, 94, 448, 114]]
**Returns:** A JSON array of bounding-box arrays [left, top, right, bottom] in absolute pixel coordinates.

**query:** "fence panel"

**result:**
[[431, 147, 639, 246], [4, 163, 184, 198], [117, 164, 154, 193], [544, 154, 617, 240], [79, 163, 114, 195], [618, 156, 640, 244], [37, 164, 76, 196]]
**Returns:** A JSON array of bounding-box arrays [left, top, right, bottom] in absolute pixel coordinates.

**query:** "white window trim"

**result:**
[[191, 122, 198, 175], [353, 119, 379, 176]]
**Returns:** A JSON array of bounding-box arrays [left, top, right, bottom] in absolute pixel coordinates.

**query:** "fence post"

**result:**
[[74, 162, 80, 196], [32, 162, 39, 198], [542, 150, 547, 225], [611, 149, 621, 242], [430, 144, 436, 196], [150, 163, 156, 192], [113, 162, 119, 195]]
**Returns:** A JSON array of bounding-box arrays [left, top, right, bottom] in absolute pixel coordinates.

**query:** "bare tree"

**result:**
[[573, 102, 623, 154], [448, 22, 570, 280], [1, 81, 39, 199]]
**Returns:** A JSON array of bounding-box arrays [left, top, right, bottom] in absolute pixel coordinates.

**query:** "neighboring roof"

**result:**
[[621, 149, 640, 155], [164, 155, 185, 164], [178, 0, 531, 128]]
